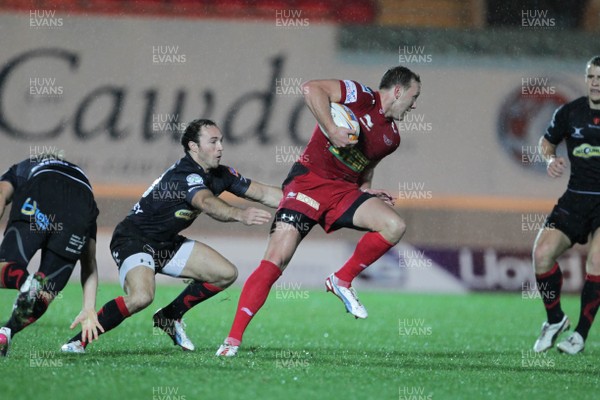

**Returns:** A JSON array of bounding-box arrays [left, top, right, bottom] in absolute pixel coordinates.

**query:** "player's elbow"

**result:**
[[194, 196, 212, 214], [301, 80, 316, 99]]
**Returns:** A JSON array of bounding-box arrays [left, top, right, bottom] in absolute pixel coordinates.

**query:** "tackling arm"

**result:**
[[191, 189, 272, 226], [242, 181, 282, 209]]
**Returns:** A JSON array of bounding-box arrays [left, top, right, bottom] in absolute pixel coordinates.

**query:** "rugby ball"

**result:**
[[319, 103, 360, 141]]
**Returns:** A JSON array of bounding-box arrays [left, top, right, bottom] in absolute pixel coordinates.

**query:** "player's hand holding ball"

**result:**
[[319, 103, 360, 148], [329, 126, 359, 148]]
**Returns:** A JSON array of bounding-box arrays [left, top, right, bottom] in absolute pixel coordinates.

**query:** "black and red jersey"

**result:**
[[124, 153, 251, 242], [545, 96, 600, 194]]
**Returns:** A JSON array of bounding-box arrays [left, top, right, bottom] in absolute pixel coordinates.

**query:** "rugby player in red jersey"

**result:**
[[532, 56, 600, 354], [217, 66, 421, 356]]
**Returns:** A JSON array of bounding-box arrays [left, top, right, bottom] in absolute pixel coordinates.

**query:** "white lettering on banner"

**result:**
[[458, 248, 582, 291], [0, 14, 585, 201]]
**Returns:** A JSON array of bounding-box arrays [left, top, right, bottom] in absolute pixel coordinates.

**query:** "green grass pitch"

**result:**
[[0, 283, 598, 400]]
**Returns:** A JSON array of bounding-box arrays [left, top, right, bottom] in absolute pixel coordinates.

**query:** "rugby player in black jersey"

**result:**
[[0, 154, 103, 356], [533, 56, 600, 354], [61, 119, 281, 353]]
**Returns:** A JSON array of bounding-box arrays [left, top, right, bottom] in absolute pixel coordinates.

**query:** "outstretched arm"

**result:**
[[242, 181, 282, 209], [70, 238, 104, 343], [0, 181, 14, 221], [191, 189, 272, 225]]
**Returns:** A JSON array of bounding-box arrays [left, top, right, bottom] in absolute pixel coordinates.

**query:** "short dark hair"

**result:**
[[587, 56, 600, 68], [379, 66, 421, 90], [180, 119, 217, 151]]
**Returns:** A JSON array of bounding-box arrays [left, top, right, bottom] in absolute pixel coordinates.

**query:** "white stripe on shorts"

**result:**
[[119, 252, 154, 290], [160, 239, 195, 278]]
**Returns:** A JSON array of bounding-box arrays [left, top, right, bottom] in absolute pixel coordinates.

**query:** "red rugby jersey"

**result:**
[[300, 80, 400, 183]]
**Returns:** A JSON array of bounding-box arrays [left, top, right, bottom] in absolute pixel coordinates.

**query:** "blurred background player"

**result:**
[[217, 66, 421, 356], [0, 154, 103, 356], [532, 55, 600, 354], [61, 119, 281, 353]]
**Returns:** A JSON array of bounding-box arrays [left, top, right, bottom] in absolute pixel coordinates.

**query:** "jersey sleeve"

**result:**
[[87, 205, 99, 241], [0, 159, 29, 189], [184, 169, 212, 205], [339, 80, 375, 112], [0, 164, 18, 187], [220, 166, 251, 197], [544, 103, 569, 145]]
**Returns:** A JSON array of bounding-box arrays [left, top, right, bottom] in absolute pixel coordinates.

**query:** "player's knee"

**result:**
[[381, 215, 406, 244], [222, 264, 238, 287], [213, 263, 238, 288], [128, 290, 154, 312], [586, 251, 600, 275], [532, 242, 556, 273]]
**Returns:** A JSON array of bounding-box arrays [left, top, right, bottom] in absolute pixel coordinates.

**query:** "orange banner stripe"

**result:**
[[92, 184, 555, 213]]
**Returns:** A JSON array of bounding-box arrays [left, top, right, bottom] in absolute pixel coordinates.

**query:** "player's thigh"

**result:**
[[263, 221, 303, 270], [123, 265, 156, 308], [532, 227, 572, 273], [177, 241, 237, 283], [352, 197, 405, 236], [585, 227, 600, 275]]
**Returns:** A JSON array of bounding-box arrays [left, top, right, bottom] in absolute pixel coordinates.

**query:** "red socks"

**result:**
[[226, 260, 282, 345], [226, 233, 393, 344], [334, 232, 394, 287]]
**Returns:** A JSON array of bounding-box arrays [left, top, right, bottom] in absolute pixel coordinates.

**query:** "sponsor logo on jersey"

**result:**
[[571, 127, 584, 139], [174, 209, 198, 220], [573, 143, 600, 158], [21, 197, 55, 231], [286, 191, 297, 199], [296, 192, 320, 210], [186, 173, 203, 186], [228, 167, 240, 177], [383, 135, 393, 146], [343, 80, 357, 103], [329, 146, 370, 173]]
